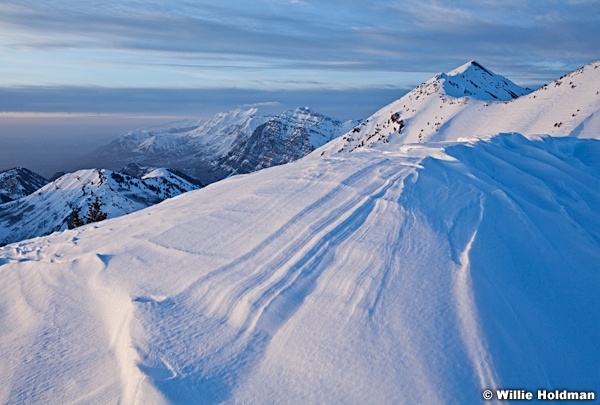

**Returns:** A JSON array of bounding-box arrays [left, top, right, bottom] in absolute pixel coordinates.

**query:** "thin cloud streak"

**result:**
[[0, 86, 408, 119]]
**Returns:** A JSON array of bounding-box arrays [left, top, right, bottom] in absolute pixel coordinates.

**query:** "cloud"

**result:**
[[239, 101, 284, 108], [0, 0, 597, 92], [0, 86, 407, 120]]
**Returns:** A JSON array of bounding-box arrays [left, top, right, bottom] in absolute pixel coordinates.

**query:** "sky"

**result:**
[[1, 0, 599, 176]]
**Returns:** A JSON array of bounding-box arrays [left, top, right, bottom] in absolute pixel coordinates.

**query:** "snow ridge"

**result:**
[[329, 60, 600, 152], [0, 168, 200, 246], [453, 197, 500, 396]]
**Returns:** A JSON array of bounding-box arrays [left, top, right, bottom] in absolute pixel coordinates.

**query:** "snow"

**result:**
[[142, 168, 171, 179], [0, 167, 48, 203], [1, 131, 599, 404], [1, 61, 599, 404], [0, 168, 199, 246], [95, 107, 357, 181], [329, 60, 600, 153], [442, 60, 529, 100]]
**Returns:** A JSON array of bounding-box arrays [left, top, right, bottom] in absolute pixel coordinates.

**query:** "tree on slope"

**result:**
[[68, 196, 108, 229], [68, 208, 85, 229], [85, 196, 108, 224]]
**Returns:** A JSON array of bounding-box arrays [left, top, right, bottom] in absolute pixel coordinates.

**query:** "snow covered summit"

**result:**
[[330, 60, 600, 151], [441, 60, 530, 100], [91, 107, 357, 183], [0, 167, 48, 203], [0, 168, 199, 246], [331, 60, 530, 152]]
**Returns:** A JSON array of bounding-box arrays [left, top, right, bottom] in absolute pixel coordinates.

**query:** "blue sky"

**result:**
[[1, 0, 599, 117], [1, 0, 599, 176]]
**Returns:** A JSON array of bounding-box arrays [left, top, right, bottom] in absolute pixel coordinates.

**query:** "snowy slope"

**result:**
[[443, 60, 529, 100], [0, 168, 199, 246], [93, 107, 356, 182], [331, 60, 600, 152], [1, 133, 599, 404], [107, 109, 261, 160], [438, 61, 600, 140], [219, 106, 356, 174], [0, 167, 48, 203]]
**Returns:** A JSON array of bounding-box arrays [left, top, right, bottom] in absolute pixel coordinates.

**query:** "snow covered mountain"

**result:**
[[0, 167, 48, 203], [331, 60, 600, 152], [1, 61, 599, 404], [92, 107, 357, 183], [440, 60, 530, 100], [0, 168, 199, 246]]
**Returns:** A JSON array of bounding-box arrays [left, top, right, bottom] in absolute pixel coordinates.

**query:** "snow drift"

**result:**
[[1, 132, 599, 404]]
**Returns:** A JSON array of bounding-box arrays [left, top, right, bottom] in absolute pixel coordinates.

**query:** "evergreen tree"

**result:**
[[67, 196, 109, 230], [68, 208, 85, 229], [85, 196, 108, 224]]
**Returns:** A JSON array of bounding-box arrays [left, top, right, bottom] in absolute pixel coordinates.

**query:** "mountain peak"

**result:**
[[447, 60, 494, 77], [327, 60, 599, 153], [0, 167, 200, 246], [437, 60, 530, 101], [0, 167, 48, 203]]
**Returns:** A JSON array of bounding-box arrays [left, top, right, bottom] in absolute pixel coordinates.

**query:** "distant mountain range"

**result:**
[[1, 107, 356, 246], [89, 106, 358, 183]]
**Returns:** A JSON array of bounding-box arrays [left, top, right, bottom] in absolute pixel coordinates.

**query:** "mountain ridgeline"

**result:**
[[0, 167, 49, 203], [90, 107, 358, 183], [0, 167, 200, 246], [328, 60, 600, 152]]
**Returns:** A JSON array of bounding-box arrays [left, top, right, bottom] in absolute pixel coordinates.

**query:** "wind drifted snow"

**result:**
[[1, 132, 599, 404]]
